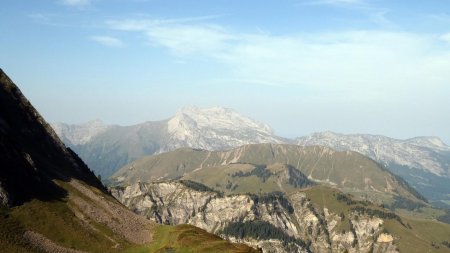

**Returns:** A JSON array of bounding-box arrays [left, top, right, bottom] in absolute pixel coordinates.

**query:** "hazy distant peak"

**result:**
[[178, 105, 235, 114], [309, 131, 340, 138], [297, 131, 450, 176], [163, 106, 282, 153], [405, 136, 449, 150], [52, 119, 106, 128], [51, 119, 110, 145], [170, 106, 273, 134], [306, 132, 449, 150], [85, 118, 105, 126]]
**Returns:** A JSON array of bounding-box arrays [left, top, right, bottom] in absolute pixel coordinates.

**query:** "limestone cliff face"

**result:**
[[111, 182, 398, 253]]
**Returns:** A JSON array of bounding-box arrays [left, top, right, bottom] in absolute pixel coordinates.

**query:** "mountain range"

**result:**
[[3, 68, 450, 252], [296, 132, 450, 208], [0, 69, 256, 253], [52, 108, 450, 208], [51, 106, 286, 178], [107, 142, 450, 252]]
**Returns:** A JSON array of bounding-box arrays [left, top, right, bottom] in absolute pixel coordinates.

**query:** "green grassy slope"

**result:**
[[0, 195, 123, 252], [126, 224, 259, 253], [183, 163, 313, 195], [112, 144, 426, 205], [0, 196, 257, 253]]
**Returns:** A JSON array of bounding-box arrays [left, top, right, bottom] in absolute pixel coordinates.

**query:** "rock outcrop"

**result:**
[[111, 181, 399, 253]]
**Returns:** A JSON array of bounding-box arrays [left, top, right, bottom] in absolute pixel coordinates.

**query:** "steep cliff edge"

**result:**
[[113, 181, 450, 253]]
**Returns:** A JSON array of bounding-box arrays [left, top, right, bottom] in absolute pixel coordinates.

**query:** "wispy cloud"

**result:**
[[106, 15, 233, 55], [300, 0, 368, 8], [28, 12, 81, 27], [369, 9, 393, 27], [106, 15, 224, 31], [59, 0, 91, 7], [222, 31, 450, 94], [440, 33, 450, 44], [424, 13, 450, 23], [145, 25, 236, 56], [298, 0, 393, 28], [90, 36, 124, 47], [106, 17, 450, 101]]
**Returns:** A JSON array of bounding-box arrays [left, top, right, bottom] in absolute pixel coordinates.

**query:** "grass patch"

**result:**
[[184, 163, 311, 196], [1, 180, 137, 253], [384, 217, 450, 253], [0, 206, 40, 253], [134, 224, 258, 253], [303, 186, 355, 214], [9, 198, 125, 252]]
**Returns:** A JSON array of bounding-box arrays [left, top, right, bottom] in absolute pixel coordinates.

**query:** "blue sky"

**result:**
[[1, 0, 450, 142]]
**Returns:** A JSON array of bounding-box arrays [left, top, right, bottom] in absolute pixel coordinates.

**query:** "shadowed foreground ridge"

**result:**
[[0, 68, 105, 206]]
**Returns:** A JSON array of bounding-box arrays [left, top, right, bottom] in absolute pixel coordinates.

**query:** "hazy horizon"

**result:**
[[48, 105, 449, 144], [2, 0, 450, 143]]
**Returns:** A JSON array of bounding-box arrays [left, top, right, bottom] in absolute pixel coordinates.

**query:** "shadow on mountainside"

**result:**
[[0, 69, 106, 206]]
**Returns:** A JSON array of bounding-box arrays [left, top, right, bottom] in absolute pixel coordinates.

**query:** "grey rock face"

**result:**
[[297, 131, 450, 177], [111, 182, 398, 253], [51, 120, 109, 146]]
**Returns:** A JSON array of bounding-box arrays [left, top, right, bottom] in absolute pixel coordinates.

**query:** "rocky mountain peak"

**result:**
[[405, 136, 449, 150], [51, 119, 109, 145], [162, 106, 282, 152], [297, 132, 450, 177], [169, 106, 274, 134]]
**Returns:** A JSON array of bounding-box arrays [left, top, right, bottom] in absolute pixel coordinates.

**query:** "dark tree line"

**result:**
[[179, 180, 224, 197], [249, 191, 294, 214], [336, 193, 357, 205], [287, 166, 314, 188], [232, 165, 273, 182], [222, 220, 310, 252], [350, 206, 406, 227], [390, 196, 426, 211], [335, 192, 370, 206], [231, 164, 313, 189]]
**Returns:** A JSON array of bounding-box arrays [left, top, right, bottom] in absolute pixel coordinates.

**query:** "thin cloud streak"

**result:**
[[90, 36, 124, 47], [105, 15, 225, 31], [59, 0, 91, 7], [299, 0, 369, 8]]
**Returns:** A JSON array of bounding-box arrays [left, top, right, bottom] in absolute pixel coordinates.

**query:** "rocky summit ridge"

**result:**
[[297, 131, 450, 177], [164, 106, 282, 152]]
